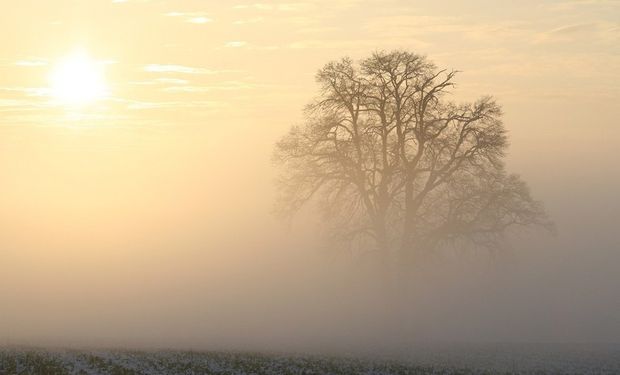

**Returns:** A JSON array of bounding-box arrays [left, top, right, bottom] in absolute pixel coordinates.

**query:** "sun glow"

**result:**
[[49, 50, 107, 106]]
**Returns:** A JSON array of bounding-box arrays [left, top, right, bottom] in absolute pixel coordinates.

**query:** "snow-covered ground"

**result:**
[[0, 344, 618, 374], [396, 342, 620, 374]]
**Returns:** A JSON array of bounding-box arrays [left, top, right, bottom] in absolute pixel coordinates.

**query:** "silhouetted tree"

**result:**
[[274, 50, 552, 274]]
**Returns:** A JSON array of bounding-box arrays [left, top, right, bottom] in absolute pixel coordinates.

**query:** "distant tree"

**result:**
[[274, 50, 552, 275]]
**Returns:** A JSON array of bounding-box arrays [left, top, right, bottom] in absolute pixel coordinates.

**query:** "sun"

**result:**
[[49, 50, 108, 106]]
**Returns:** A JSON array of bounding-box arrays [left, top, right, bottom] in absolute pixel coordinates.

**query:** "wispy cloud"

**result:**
[[0, 98, 50, 112], [111, 0, 152, 3], [144, 64, 219, 74], [188, 17, 211, 24], [15, 59, 48, 67], [156, 78, 189, 85], [534, 21, 619, 43], [225, 41, 247, 48], [540, 0, 620, 11], [233, 17, 264, 25], [128, 78, 190, 86], [0, 87, 56, 115], [165, 12, 212, 24], [233, 3, 312, 11], [0, 87, 50, 97], [125, 100, 224, 110], [163, 81, 258, 93], [548, 23, 597, 34]]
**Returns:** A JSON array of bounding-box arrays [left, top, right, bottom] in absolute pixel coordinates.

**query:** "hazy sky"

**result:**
[[0, 0, 618, 348]]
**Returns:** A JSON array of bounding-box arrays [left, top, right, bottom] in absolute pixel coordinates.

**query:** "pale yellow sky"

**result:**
[[0, 0, 619, 345], [1, 0, 617, 227], [1, 0, 618, 126]]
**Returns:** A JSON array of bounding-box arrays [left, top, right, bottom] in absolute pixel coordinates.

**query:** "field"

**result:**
[[0, 345, 619, 375]]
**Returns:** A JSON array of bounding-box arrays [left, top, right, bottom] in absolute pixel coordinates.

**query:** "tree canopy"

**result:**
[[274, 50, 551, 269]]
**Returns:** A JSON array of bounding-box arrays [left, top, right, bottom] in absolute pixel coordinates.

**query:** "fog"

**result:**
[[0, 0, 619, 357], [1, 101, 618, 353]]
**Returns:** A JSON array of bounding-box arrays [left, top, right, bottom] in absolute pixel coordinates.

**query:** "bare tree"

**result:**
[[274, 50, 552, 275]]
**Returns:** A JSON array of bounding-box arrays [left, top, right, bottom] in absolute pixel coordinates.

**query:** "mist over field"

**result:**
[[1, 105, 618, 353], [0, 1, 619, 373]]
